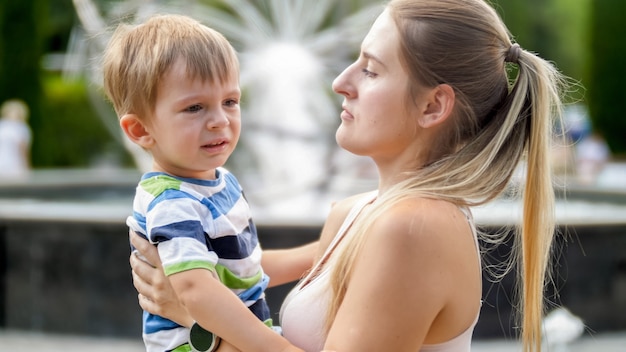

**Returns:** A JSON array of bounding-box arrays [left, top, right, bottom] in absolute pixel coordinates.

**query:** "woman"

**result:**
[[130, 0, 566, 350]]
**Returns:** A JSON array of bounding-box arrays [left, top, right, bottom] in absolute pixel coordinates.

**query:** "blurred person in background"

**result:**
[[0, 99, 31, 180], [575, 132, 610, 185]]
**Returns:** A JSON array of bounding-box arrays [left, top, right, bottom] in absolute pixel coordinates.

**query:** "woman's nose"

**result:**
[[332, 65, 354, 98]]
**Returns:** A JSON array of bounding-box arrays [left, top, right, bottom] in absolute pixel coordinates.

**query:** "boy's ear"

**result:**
[[119, 114, 154, 148], [418, 84, 455, 128]]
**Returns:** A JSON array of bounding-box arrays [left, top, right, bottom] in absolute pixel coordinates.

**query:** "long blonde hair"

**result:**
[[327, 1, 566, 351]]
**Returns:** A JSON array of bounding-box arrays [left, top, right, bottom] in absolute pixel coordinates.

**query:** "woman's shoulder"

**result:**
[[370, 197, 470, 251], [380, 196, 459, 225], [346, 197, 480, 345]]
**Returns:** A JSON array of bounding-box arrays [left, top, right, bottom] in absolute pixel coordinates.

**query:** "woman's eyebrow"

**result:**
[[363, 51, 387, 69]]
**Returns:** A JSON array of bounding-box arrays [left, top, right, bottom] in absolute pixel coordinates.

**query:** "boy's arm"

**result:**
[[169, 268, 302, 352], [262, 241, 318, 287], [129, 232, 194, 328]]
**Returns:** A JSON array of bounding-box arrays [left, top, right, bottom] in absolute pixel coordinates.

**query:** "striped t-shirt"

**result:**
[[126, 168, 271, 352]]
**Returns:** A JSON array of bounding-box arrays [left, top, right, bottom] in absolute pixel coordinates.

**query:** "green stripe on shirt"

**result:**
[[164, 260, 263, 290], [140, 174, 182, 197], [164, 260, 215, 276], [215, 264, 263, 289]]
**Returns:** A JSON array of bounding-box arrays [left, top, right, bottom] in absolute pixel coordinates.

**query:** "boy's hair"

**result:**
[[102, 14, 239, 118]]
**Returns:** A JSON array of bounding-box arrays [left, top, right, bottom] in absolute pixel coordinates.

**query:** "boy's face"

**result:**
[[145, 58, 241, 179]]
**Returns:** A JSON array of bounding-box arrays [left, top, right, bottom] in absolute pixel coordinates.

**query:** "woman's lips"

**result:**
[[340, 108, 354, 120]]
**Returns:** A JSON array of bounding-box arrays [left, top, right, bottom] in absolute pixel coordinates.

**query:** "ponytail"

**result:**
[[511, 48, 564, 352]]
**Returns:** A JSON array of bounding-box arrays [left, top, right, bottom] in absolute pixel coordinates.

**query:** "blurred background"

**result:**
[[0, 0, 625, 351], [1, 0, 625, 189]]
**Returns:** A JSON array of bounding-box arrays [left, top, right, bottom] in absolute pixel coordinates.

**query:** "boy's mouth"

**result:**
[[201, 139, 228, 152]]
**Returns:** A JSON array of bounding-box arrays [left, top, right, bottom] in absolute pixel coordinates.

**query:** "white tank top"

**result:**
[[279, 191, 480, 352]]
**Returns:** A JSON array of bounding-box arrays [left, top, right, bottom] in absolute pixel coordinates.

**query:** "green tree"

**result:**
[[493, 0, 551, 58], [587, 0, 626, 155], [548, 0, 592, 83], [493, 0, 590, 83]]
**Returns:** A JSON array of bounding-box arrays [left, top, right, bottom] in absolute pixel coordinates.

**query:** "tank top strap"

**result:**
[[298, 191, 378, 289], [458, 205, 481, 269]]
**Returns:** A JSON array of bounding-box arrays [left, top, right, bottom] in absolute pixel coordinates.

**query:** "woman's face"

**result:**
[[332, 9, 424, 166]]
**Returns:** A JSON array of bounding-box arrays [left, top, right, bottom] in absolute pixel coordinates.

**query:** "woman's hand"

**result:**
[[129, 231, 194, 328]]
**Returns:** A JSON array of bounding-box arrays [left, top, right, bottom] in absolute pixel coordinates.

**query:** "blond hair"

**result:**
[[102, 14, 239, 118], [328, 1, 566, 351]]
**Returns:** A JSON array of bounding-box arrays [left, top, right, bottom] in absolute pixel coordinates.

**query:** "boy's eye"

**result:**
[[224, 99, 239, 107], [185, 104, 203, 113]]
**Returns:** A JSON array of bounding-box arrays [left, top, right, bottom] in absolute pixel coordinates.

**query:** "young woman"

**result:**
[[129, 0, 566, 351]]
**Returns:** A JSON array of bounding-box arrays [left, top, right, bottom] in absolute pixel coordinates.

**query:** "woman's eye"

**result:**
[[362, 68, 378, 78], [185, 104, 203, 113]]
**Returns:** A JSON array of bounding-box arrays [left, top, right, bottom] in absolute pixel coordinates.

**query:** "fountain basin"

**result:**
[[0, 168, 625, 339]]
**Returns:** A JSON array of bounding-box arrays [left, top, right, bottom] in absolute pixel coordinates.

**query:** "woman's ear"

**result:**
[[120, 114, 154, 148], [418, 84, 455, 128]]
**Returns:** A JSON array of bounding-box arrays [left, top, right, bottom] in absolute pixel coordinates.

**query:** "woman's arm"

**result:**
[[262, 242, 318, 287]]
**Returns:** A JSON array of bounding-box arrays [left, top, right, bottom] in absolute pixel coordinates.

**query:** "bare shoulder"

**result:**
[[329, 196, 481, 348], [362, 196, 478, 286], [365, 196, 480, 331], [372, 197, 470, 246]]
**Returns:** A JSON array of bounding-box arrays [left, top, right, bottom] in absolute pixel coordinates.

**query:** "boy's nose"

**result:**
[[207, 110, 230, 129]]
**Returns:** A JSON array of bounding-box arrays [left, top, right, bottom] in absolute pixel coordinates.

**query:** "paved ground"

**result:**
[[1, 329, 626, 352]]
